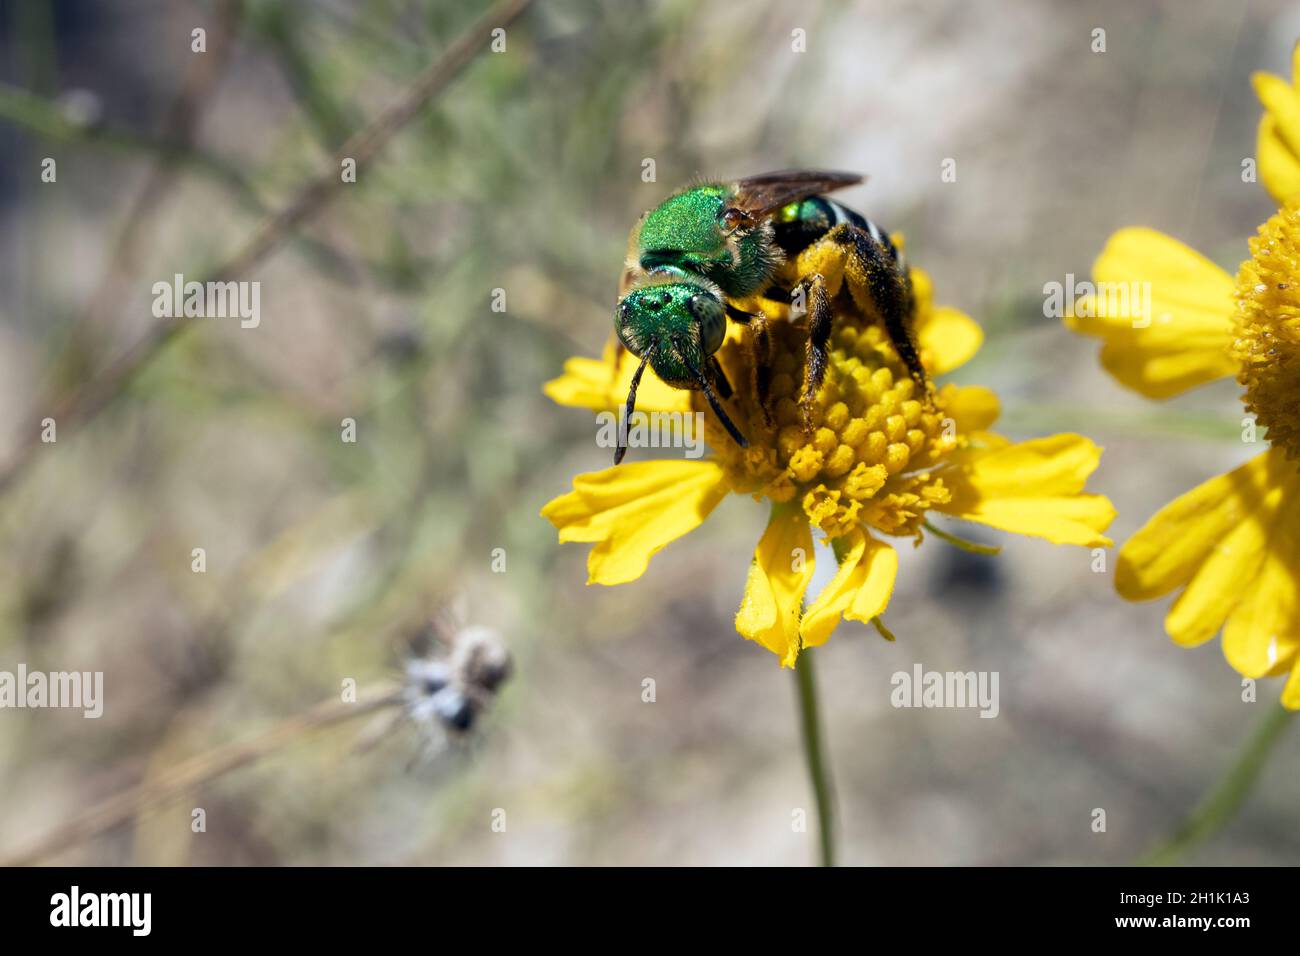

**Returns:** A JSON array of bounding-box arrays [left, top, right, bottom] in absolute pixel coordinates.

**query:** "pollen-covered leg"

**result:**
[[751, 316, 775, 420], [827, 224, 930, 399], [729, 306, 775, 423], [798, 273, 833, 433]]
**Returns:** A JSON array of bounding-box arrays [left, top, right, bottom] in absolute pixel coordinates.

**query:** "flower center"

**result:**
[[1234, 205, 1300, 459], [696, 304, 955, 538]]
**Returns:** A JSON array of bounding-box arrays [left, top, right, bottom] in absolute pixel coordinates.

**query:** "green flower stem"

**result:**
[[921, 519, 1002, 556], [1139, 703, 1294, 866], [795, 651, 836, 867]]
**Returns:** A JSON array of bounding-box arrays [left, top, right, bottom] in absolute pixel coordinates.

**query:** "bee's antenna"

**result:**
[[683, 348, 748, 450], [615, 349, 652, 465]]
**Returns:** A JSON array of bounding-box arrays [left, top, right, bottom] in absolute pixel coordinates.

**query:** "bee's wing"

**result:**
[[729, 170, 864, 218]]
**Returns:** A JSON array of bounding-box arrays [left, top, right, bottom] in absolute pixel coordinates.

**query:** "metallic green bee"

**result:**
[[613, 170, 927, 464]]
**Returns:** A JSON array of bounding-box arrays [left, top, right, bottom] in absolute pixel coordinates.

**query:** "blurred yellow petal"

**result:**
[[1116, 449, 1280, 602], [1254, 69, 1300, 203], [543, 338, 691, 414], [541, 459, 729, 585], [1257, 112, 1300, 206], [736, 504, 815, 667], [935, 434, 1115, 546], [1067, 228, 1236, 398], [939, 383, 1001, 435], [912, 266, 983, 374], [1095, 337, 1237, 400], [801, 531, 898, 648]]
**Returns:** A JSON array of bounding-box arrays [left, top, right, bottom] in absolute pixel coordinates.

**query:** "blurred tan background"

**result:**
[[0, 0, 1297, 865]]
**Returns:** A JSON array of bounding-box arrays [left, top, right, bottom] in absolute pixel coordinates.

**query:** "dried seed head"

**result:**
[[450, 625, 513, 693], [402, 624, 511, 738]]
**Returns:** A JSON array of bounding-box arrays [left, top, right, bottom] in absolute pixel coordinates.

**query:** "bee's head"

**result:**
[[614, 273, 726, 389], [611, 272, 746, 465]]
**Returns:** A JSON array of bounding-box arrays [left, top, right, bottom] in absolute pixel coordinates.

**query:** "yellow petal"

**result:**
[[938, 497, 1115, 548], [935, 434, 1115, 546], [910, 260, 931, 303], [938, 383, 1001, 435], [1066, 228, 1236, 398], [1257, 112, 1300, 206], [735, 504, 815, 667], [1282, 657, 1300, 710], [1116, 449, 1280, 602], [801, 531, 898, 648], [1255, 71, 1300, 154], [1165, 508, 1272, 648], [918, 307, 983, 376], [912, 266, 983, 375], [1254, 70, 1300, 204], [1221, 494, 1300, 678], [541, 459, 729, 585], [543, 338, 691, 414], [1220, 540, 1298, 678]]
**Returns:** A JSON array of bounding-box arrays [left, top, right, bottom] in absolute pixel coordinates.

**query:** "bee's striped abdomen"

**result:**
[[833, 202, 908, 278], [774, 197, 907, 277]]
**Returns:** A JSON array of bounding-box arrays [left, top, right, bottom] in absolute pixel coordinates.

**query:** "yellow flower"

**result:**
[[545, 254, 1114, 667], [1066, 208, 1300, 709], [1254, 42, 1300, 204]]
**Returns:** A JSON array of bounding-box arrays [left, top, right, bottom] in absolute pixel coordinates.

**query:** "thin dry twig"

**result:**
[[72, 0, 245, 338], [0, 0, 537, 495], [0, 684, 403, 866]]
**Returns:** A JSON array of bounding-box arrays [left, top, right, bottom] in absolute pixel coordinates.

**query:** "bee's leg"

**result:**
[[678, 337, 748, 450], [726, 304, 774, 423], [709, 356, 733, 399], [830, 224, 930, 399], [798, 273, 834, 434], [751, 315, 774, 421]]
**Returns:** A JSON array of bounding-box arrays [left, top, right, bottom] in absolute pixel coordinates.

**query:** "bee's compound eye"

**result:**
[[720, 207, 753, 232], [691, 295, 726, 354]]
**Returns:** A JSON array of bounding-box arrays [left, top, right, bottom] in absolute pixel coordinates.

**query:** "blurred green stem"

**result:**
[[795, 651, 835, 867], [1139, 703, 1293, 866], [0, 82, 255, 191]]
